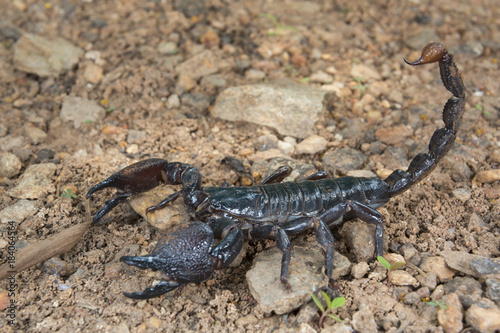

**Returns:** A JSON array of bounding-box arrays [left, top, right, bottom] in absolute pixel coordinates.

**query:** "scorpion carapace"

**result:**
[[87, 42, 466, 299]]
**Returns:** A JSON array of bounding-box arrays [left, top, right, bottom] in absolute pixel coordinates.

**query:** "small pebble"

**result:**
[[200, 30, 220, 48], [255, 134, 278, 151], [485, 278, 500, 301], [390, 271, 418, 287], [43, 257, 74, 277], [177, 74, 197, 93], [0, 292, 10, 311], [375, 125, 413, 145], [437, 293, 463, 333], [277, 140, 295, 156], [294, 135, 327, 155], [148, 316, 162, 329], [0, 152, 22, 178], [235, 314, 258, 327], [0, 123, 7, 137], [465, 298, 500, 333], [167, 94, 180, 109], [127, 130, 146, 144], [352, 261, 370, 279], [24, 125, 47, 144], [342, 221, 375, 262], [104, 262, 123, 280], [417, 271, 437, 290], [451, 188, 471, 202], [420, 256, 455, 282], [310, 70, 333, 84], [352, 304, 377, 333], [245, 69, 266, 80], [157, 41, 178, 55], [323, 148, 367, 174], [83, 63, 103, 84], [444, 277, 483, 308], [346, 170, 377, 178], [403, 291, 420, 305], [475, 170, 500, 183]]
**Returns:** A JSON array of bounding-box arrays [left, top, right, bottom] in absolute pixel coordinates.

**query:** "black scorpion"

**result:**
[[87, 43, 466, 299]]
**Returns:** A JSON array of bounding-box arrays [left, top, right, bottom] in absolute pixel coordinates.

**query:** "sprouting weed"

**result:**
[[377, 256, 405, 287], [259, 13, 297, 36], [61, 188, 77, 199], [311, 292, 345, 328], [476, 103, 491, 116], [425, 300, 448, 309], [353, 77, 369, 93]]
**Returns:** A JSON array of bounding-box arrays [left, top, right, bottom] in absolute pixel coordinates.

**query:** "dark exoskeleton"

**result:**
[[86, 43, 466, 299]]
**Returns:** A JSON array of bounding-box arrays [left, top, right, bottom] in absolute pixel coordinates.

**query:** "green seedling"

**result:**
[[300, 77, 310, 83], [311, 292, 345, 328], [353, 77, 369, 93], [425, 300, 448, 309], [377, 256, 405, 287], [475, 103, 491, 116], [106, 106, 117, 113], [259, 13, 297, 36], [61, 188, 77, 199]]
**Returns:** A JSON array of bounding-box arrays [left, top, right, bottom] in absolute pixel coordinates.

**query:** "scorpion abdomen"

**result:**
[[202, 176, 389, 224]]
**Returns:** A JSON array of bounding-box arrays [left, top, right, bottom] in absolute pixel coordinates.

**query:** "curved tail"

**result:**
[[385, 42, 466, 197]]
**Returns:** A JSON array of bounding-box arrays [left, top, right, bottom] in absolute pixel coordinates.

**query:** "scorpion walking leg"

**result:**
[[262, 165, 329, 185], [208, 219, 245, 270], [261, 165, 292, 185], [299, 170, 329, 181], [275, 227, 293, 290], [312, 217, 335, 283], [347, 201, 384, 257]]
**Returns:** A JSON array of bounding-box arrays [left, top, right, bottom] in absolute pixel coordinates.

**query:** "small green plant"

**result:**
[[353, 77, 369, 93], [377, 256, 405, 287], [106, 106, 117, 113], [475, 103, 491, 116], [425, 300, 448, 309], [84, 120, 93, 125], [259, 13, 297, 36], [300, 77, 310, 83], [61, 188, 77, 199], [311, 292, 345, 328]]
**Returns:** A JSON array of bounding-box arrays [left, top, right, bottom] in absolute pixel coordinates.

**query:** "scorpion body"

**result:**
[[87, 42, 466, 299]]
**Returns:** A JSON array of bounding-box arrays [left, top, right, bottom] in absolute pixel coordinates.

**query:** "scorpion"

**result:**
[[86, 43, 466, 299]]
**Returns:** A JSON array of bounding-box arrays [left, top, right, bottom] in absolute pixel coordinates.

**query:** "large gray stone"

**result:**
[[60, 96, 105, 129], [211, 80, 326, 138], [7, 163, 57, 199], [246, 241, 329, 314], [13, 33, 83, 77]]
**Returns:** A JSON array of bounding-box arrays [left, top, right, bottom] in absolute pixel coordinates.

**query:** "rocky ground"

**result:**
[[0, 0, 499, 332]]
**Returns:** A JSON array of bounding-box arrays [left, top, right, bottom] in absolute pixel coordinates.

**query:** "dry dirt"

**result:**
[[0, 0, 499, 332]]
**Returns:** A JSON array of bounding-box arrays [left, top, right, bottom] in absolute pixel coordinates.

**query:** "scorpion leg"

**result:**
[[275, 227, 293, 290], [274, 216, 336, 288], [312, 217, 335, 283], [208, 219, 245, 270], [261, 165, 292, 185], [299, 170, 329, 181], [346, 201, 384, 257]]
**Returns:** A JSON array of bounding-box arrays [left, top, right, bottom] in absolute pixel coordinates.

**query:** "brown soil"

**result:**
[[0, 0, 499, 332]]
